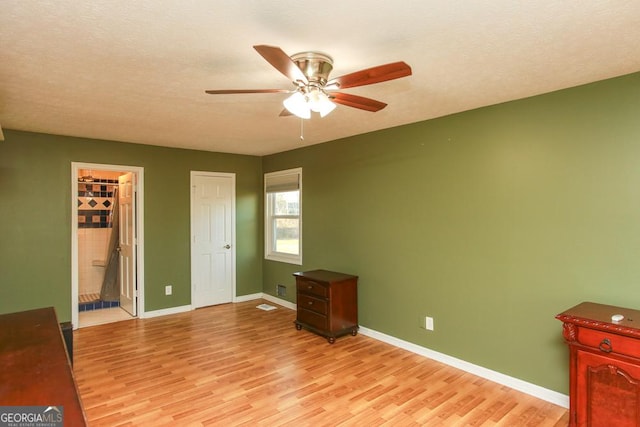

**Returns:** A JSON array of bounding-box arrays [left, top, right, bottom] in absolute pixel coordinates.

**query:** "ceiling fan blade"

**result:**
[[330, 92, 387, 112], [205, 89, 291, 95], [326, 61, 411, 90], [253, 45, 308, 85], [279, 108, 293, 117]]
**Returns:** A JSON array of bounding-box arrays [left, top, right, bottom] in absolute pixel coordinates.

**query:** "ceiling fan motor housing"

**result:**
[[291, 52, 334, 86]]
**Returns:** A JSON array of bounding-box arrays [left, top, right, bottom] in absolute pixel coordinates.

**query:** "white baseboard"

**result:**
[[358, 326, 569, 408], [234, 292, 296, 310], [158, 294, 569, 408], [260, 293, 297, 310], [235, 293, 263, 303], [143, 293, 290, 317], [142, 304, 192, 319]]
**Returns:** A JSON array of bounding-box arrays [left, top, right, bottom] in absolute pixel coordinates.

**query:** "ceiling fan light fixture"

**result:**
[[286, 88, 336, 118], [283, 92, 311, 119], [315, 93, 336, 118]]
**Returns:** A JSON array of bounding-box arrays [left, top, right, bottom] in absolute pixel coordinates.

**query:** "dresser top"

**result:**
[[556, 301, 640, 337], [0, 307, 87, 424], [293, 269, 358, 283]]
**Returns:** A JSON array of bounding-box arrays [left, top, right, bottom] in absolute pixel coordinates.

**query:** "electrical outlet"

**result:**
[[276, 284, 286, 297], [165, 285, 172, 296], [425, 316, 434, 331]]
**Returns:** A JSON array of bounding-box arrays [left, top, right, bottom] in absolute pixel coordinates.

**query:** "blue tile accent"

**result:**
[[79, 299, 120, 312]]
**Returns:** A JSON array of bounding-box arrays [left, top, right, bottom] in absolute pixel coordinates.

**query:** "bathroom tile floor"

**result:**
[[79, 307, 134, 328]]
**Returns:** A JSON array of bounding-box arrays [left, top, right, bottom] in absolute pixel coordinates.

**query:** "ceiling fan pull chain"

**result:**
[[300, 118, 304, 141]]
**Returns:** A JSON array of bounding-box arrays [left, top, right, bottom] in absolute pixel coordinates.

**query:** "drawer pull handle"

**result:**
[[308, 285, 313, 289], [308, 301, 313, 305], [599, 338, 613, 353]]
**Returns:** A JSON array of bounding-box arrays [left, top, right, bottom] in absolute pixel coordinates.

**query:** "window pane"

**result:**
[[274, 191, 299, 215], [274, 218, 299, 254], [264, 168, 302, 264]]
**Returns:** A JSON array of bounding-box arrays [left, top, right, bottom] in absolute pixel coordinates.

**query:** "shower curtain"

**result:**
[[100, 186, 120, 302]]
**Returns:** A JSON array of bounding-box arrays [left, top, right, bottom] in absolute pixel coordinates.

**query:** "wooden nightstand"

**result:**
[[293, 269, 358, 344]]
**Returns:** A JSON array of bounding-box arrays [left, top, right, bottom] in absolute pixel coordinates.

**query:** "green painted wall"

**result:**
[[0, 131, 263, 321], [262, 72, 640, 394], [1, 72, 638, 396]]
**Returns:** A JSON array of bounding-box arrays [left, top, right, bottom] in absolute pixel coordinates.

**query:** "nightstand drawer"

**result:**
[[296, 279, 328, 298], [297, 294, 328, 315], [578, 327, 640, 359], [297, 308, 328, 331]]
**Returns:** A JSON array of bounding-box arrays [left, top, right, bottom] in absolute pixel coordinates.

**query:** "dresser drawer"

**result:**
[[297, 308, 328, 331], [297, 293, 328, 315], [578, 327, 640, 359], [296, 279, 328, 298]]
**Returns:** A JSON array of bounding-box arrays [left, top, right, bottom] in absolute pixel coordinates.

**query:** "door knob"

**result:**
[[224, 244, 231, 249]]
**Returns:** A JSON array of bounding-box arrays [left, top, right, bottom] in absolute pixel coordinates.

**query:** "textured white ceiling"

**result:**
[[1, 1, 639, 155]]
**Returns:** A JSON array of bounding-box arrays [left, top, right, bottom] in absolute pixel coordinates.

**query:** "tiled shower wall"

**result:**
[[78, 180, 118, 229], [77, 170, 121, 296], [78, 228, 110, 295]]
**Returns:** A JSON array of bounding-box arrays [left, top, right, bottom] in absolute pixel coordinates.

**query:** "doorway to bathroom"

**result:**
[[71, 162, 145, 329]]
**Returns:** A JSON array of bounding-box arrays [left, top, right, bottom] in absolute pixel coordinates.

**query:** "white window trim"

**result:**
[[264, 168, 302, 265]]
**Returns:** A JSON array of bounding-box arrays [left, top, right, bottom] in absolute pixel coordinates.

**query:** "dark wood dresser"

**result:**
[[557, 302, 640, 427], [293, 269, 358, 344], [0, 307, 87, 426]]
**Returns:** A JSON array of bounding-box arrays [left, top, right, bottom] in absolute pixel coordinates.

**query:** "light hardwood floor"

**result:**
[[74, 300, 569, 426]]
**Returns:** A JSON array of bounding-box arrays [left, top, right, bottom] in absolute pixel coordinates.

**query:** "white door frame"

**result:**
[[71, 162, 145, 329], [190, 171, 236, 307]]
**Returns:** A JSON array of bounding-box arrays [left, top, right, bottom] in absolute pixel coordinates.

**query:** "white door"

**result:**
[[119, 172, 137, 316], [191, 173, 235, 308]]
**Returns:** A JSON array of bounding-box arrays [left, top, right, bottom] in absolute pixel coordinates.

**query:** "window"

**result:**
[[265, 168, 302, 264]]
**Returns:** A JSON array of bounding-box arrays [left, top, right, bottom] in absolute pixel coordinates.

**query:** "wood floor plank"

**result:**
[[74, 300, 568, 426]]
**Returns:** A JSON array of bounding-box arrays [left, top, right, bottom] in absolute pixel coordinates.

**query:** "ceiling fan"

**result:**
[[205, 45, 412, 119]]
